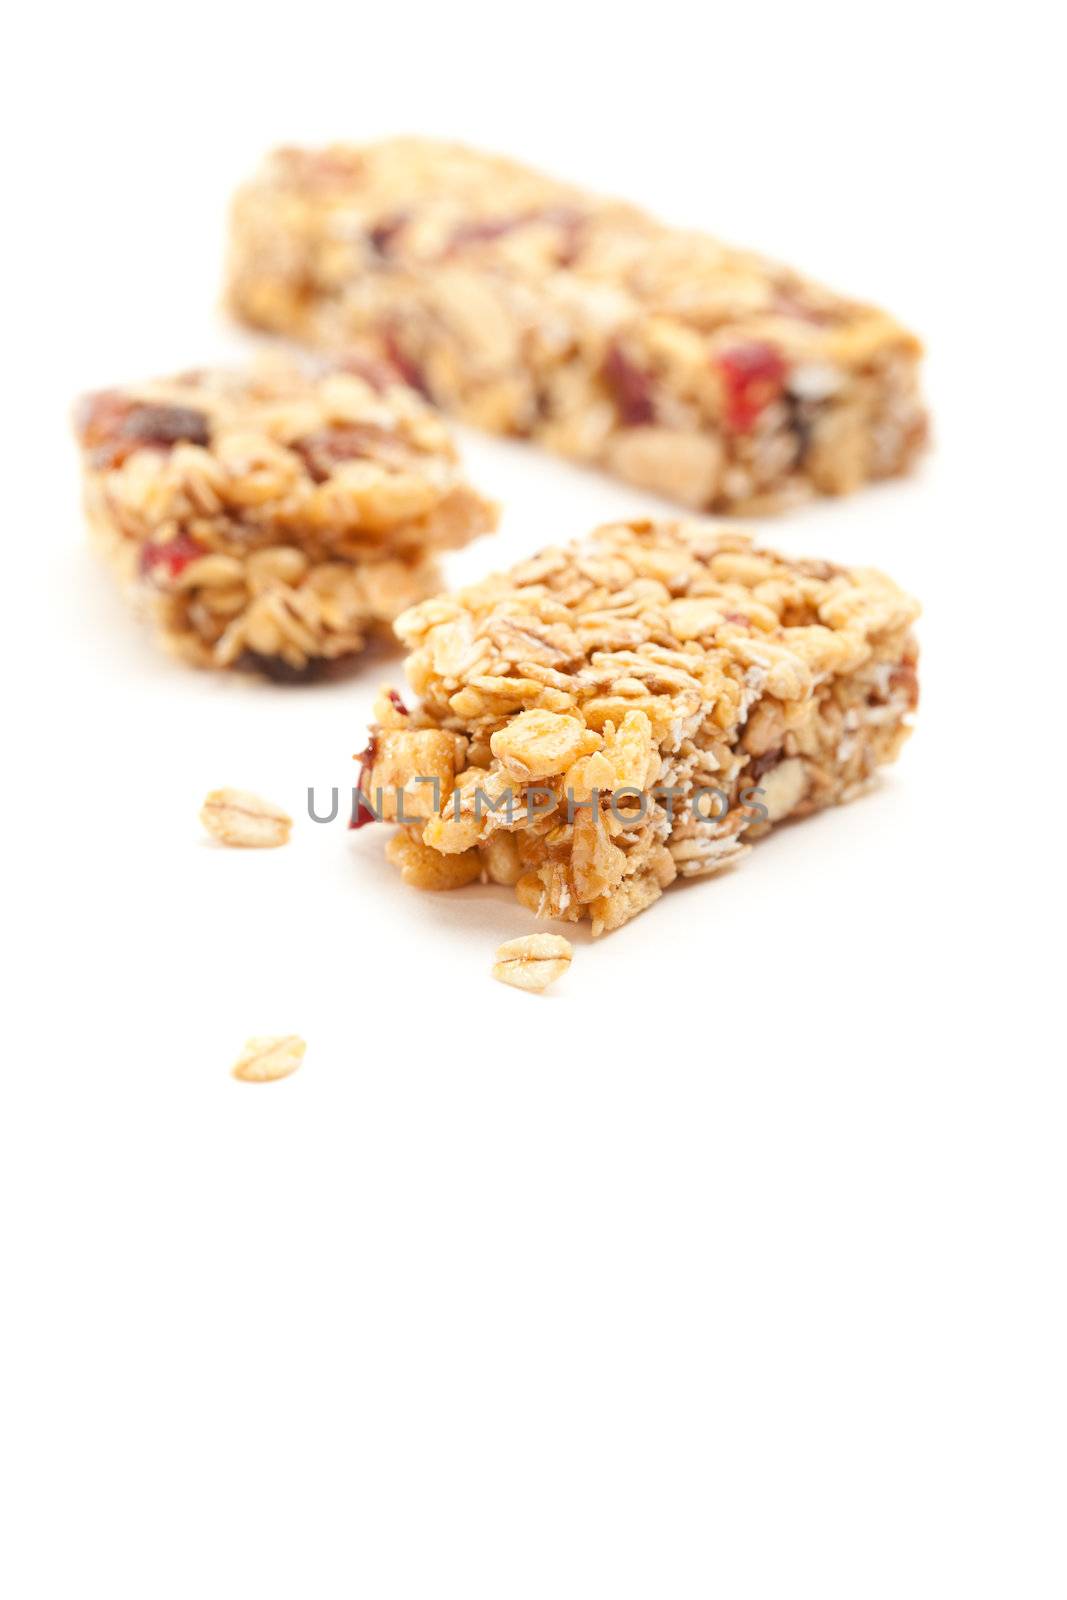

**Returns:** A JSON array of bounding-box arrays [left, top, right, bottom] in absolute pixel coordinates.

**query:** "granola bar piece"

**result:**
[[74, 361, 496, 675], [358, 519, 920, 935], [228, 140, 927, 514]]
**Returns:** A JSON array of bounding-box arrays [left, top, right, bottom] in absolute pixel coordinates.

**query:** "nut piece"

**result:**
[[756, 756, 809, 823], [492, 933, 573, 994], [606, 427, 723, 507], [201, 787, 293, 848], [231, 1034, 306, 1082]]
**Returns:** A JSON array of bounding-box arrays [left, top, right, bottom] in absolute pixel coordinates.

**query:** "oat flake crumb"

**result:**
[[492, 934, 573, 994], [201, 787, 292, 848], [231, 1035, 306, 1082]]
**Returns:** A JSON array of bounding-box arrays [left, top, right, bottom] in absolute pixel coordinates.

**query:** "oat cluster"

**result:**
[[75, 361, 496, 676], [229, 139, 927, 514], [360, 518, 920, 935]]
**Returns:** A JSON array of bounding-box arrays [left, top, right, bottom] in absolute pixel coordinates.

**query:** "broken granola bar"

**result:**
[[74, 360, 496, 674], [357, 519, 920, 935]]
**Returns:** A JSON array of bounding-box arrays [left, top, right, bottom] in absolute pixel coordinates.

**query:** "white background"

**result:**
[[3, 3, 1064, 1595]]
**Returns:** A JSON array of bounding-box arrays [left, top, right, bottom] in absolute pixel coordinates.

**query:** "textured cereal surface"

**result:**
[[229, 139, 927, 513], [74, 359, 496, 674], [361, 518, 920, 935]]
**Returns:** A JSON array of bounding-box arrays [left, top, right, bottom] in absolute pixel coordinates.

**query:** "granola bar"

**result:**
[[74, 361, 497, 675], [228, 140, 927, 514], [358, 519, 920, 935]]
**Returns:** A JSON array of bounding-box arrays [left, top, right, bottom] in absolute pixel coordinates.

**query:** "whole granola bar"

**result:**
[[357, 519, 919, 935], [74, 361, 497, 675], [228, 140, 927, 514]]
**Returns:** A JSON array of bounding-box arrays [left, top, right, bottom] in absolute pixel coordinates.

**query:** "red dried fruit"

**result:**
[[349, 734, 379, 828], [716, 342, 788, 431], [124, 404, 210, 448], [386, 689, 409, 717], [77, 394, 211, 469], [602, 341, 655, 426], [350, 796, 377, 829], [138, 531, 205, 583]]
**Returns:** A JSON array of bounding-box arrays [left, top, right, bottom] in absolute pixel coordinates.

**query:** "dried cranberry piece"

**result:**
[[602, 341, 655, 426], [138, 531, 205, 583], [123, 404, 210, 448], [350, 796, 377, 829], [77, 394, 211, 468], [716, 343, 788, 432], [386, 689, 409, 717], [349, 733, 379, 829], [350, 801, 378, 829]]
